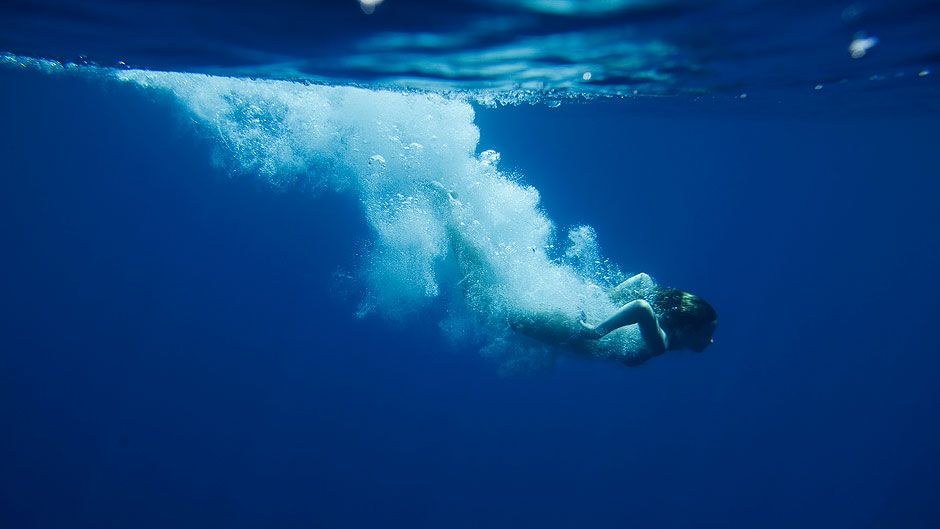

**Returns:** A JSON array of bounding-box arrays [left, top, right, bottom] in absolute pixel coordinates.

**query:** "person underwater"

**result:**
[[578, 272, 717, 366], [427, 181, 717, 367]]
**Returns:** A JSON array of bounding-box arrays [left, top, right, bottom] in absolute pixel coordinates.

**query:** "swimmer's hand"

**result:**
[[578, 317, 601, 340]]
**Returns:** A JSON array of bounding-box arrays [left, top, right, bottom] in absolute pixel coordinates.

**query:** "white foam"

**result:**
[[112, 68, 643, 369]]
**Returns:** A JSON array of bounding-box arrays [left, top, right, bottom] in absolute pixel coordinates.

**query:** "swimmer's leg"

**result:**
[[607, 273, 654, 302]]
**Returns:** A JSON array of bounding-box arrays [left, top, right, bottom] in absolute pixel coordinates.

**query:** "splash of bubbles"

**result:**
[[111, 69, 644, 370], [0, 56, 643, 370]]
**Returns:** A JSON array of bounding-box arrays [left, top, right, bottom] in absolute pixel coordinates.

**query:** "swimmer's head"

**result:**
[[651, 289, 717, 353]]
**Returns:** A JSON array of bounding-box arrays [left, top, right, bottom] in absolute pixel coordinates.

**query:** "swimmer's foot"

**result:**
[[427, 180, 458, 201]]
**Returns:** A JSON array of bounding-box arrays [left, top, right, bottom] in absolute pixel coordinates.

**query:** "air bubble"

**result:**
[[849, 36, 878, 59]]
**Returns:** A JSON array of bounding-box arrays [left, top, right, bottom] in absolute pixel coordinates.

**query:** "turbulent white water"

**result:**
[[5, 54, 648, 370]]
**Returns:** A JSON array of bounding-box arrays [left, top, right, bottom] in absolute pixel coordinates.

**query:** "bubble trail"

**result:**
[[8, 59, 647, 371]]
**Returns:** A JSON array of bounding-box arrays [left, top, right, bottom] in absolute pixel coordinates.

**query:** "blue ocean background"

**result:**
[[2, 1, 940, 528]]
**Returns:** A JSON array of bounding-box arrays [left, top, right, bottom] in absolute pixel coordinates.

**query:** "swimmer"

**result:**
[[579, 273, 717, 365], [505, 272, 717, 366], [426, 180, 717, 366]]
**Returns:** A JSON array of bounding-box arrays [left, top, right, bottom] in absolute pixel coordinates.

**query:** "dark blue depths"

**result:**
[[1, 70, 939, 529]]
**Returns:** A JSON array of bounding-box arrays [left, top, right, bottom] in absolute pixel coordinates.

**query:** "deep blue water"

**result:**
[[2, 2, 940, 528]]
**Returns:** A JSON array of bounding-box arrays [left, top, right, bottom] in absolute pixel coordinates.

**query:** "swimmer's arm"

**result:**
[[582, 300, 667, 356]]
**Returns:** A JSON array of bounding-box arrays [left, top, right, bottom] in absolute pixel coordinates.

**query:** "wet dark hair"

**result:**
[[649, 288, 717, 351]]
